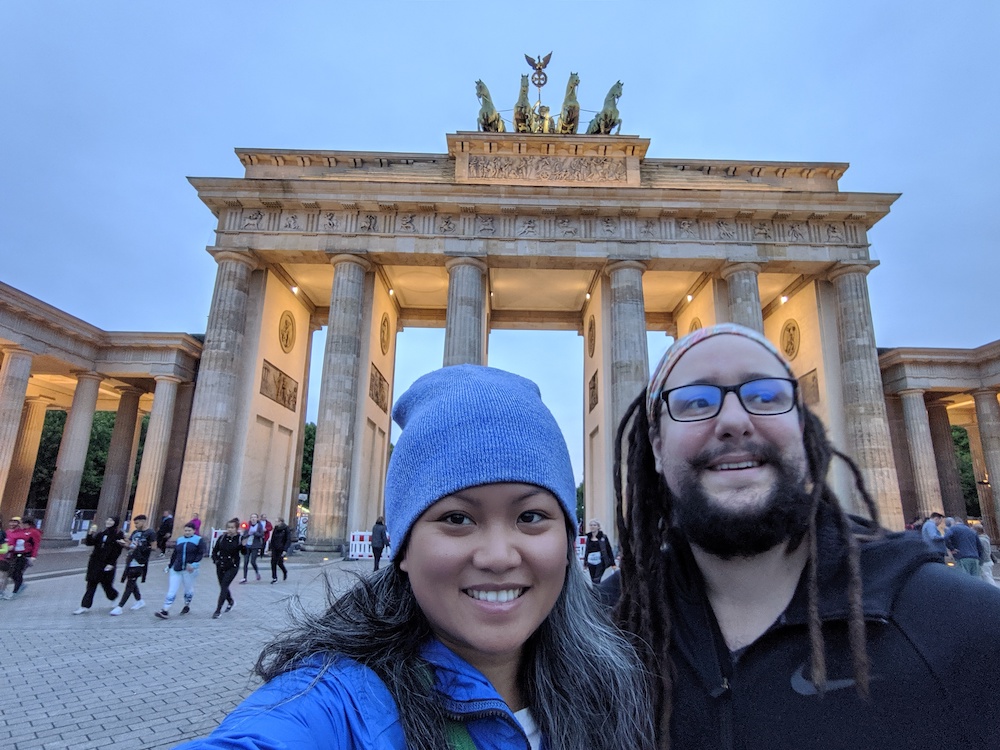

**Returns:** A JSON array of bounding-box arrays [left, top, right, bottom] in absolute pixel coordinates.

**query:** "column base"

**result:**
[[301, 540, 345, 554]]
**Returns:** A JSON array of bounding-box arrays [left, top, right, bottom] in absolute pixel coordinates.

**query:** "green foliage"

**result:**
[[28, 410, 66, 507], [29, 410, 119, 510], [952, 426, 980, 517], [576, 481, 585, 529], [298, 422, 316, 502]]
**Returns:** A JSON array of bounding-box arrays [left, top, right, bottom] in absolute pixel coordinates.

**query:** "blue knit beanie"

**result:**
[[385, 365, 577, 555]]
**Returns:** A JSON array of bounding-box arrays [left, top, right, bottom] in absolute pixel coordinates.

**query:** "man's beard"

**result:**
[[670, 441, 811, 559]]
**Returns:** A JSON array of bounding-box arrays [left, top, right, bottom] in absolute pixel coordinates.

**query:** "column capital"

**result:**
[[444, 256, 488, 274], [152, 374, 184, 385], [116, 385, 145, 397], [328, 253, 371, 272], [719, 261, 762, 280], [972, 388, 999, 400], [208, 248, 260, 270], [827, 261, 878, 283], [606, 260, 646, 276], [24, 395, 54, 406], [898, 388, 927, 398], [1, 346, 33, 358], [70, 370, 103, 384]]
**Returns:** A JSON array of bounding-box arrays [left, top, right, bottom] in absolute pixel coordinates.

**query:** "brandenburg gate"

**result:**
[[172, 129, 906, 548]]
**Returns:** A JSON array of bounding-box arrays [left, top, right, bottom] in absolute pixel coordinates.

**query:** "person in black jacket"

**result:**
[[110, 514, 156, 615], [609, 323, 1000, 750], [212, 518, 242, 619], [370, 516, 389, 571], [74, 517, 124, 614], [583, 520, 613, 583], [156, 510, 174, 557], [268, 518, 290, 583]]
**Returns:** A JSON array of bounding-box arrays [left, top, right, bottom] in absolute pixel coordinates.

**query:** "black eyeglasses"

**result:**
[[661, 377, 798, 422]]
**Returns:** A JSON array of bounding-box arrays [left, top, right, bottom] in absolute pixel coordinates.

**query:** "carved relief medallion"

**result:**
[[689, 318, 703, 334], [587, 316, 596, 358], [780, 319, 800, 361], [278, 311, 296, 353], [380, 313, 391, 355]]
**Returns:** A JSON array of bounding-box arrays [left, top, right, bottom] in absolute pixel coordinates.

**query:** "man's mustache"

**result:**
[[688, 441, 782, 472]]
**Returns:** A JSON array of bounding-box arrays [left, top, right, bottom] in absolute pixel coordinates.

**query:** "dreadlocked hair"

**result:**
[[613, 389, 884, 749]]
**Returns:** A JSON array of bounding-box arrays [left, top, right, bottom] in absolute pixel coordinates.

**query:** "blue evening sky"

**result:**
[[2, 2, 997, 482]]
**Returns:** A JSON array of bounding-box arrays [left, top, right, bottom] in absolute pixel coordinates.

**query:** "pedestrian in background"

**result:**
[[212, 518, 242, 619], [111, 514, 156, 615], [74, 517, 123, 615], [0, 517, 38, 598], [260, 514, 273, 558], [583, 519, 613, 583], [269, 518, 289, 583], [155, 522, 205, 619], [974, 522, 998, 587], [156, 509, 174, 557], [370, 516, 388, 571], [240, 513, 265, 583]]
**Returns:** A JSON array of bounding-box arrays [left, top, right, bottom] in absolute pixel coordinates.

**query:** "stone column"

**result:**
[[309, 254, 371, 550], [898, 389, 943, 517], [607, 261, 649, 435], [94, 387, 142, 524], [43, 372, 103, 541], [828, 263, 903, 528], [443, 257, 488, 367], [175, 250, 257, 524], [926, 401, 966, 519], [131, 376, 181, 522], [720, 262, 764, 333], [0, 396, 51, 520], [0, 347, 33, 506], [964, 422, 999, 540], [972, 389, 1000, 536], [288, 323, 317, 522], [124, 409, 146, 515]]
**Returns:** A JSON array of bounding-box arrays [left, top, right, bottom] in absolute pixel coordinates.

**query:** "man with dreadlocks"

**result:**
[[607, 323, 1000, 750]]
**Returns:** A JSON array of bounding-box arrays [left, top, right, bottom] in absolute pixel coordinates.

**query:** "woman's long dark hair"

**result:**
[[613, 390, 882, 749], [256, 533, 655, 750]]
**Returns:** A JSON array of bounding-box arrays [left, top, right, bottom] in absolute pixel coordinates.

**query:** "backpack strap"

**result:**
[[444, 719, 478, 750]]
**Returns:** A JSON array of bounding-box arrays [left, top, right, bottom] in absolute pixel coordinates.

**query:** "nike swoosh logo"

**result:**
[[790, 661, 860, 696]]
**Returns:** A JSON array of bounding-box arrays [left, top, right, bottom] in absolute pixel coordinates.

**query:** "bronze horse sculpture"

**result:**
[[475, 80, 506, 133], [557, 72, 581, 134], [585, 80, 623, 135]]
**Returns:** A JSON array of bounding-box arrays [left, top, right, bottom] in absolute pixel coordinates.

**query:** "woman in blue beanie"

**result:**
[[179, 365, 654, 750]]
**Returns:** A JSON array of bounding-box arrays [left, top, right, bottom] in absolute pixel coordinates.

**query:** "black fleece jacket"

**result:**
[[602, 510, 1000, 749]]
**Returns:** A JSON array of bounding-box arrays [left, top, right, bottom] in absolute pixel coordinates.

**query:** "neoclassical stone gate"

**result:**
[[175, 131, 905, 549]]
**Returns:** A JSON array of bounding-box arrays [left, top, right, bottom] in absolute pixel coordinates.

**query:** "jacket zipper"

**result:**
[[444, 708, 532, 750]]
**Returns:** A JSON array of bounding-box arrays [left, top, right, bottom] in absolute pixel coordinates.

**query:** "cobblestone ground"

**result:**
[[0, 546, 371, 749]]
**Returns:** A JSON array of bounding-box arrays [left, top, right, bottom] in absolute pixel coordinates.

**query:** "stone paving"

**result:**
[[0, 545, 371, 749]]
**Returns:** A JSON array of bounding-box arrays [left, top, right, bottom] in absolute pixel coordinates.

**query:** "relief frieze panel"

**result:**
[[466, 155, 627, 184], [222, 207, 865, 246]]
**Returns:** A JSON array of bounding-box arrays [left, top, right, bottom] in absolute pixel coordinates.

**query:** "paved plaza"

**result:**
[[0, 545, 370, 749]]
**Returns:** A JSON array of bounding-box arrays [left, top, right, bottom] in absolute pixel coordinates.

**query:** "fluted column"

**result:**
[[972, 389, 1000, 536], [175, 250, 257, 525], [131, 376, 180, 522], [1, 396, 51, 520], [828, 263, 903, 528], [926, 402, 966, 519], [43, 372, 103, 541], [607, 261, 649, 435], [309, 254, 371, 550], [94, 387, 142, 524], [964, 422, 998, 540], [720, 262, 764, 333], [898, 389, 943, 517], [0, 347, 34, 506], [443, 257, 488, 367]]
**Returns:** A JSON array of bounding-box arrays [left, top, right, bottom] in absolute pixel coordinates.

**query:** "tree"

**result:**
[[952, 426, 980, 517], [298, 422, 316, 503], [576, 481, 585, 531], [27, 410, 66, 508]]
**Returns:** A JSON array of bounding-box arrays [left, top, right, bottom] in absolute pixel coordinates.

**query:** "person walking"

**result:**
[[74, 517, 124, 614], [0, 517, 16, 599], [0, 517, 38, 598], [974, 522, 998, 587], [110, 514, 156, 615], [211, 518, 242, 619], [583, 519, 614, 584], [155, 522, 206, 619], [240, 514, 265, 583], [156, 510, 174, 558], [176, 365, 654, 750], [268, 518, 290, 583], [260, 514, 273, 558], [370, 516, 389, 571]]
